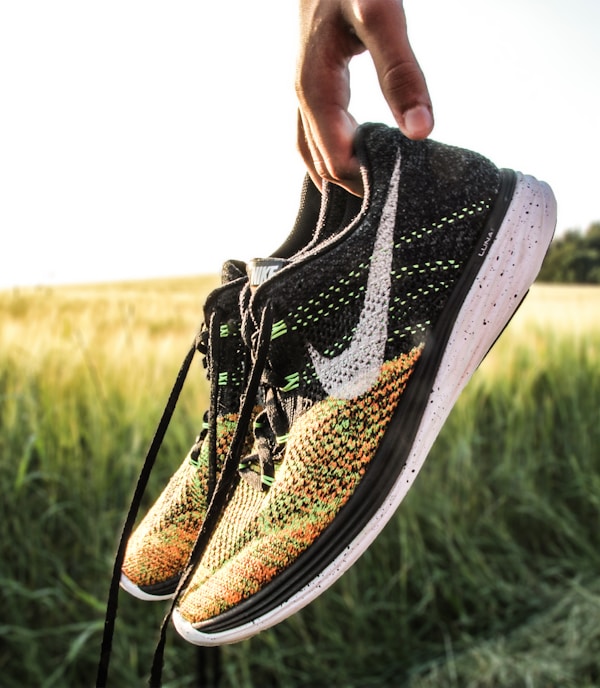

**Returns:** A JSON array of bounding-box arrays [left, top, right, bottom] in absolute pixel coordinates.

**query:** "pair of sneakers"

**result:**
[[115, 123, 556, 650]]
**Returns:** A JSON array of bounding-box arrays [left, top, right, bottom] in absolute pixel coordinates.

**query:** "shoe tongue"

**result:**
[[247, 258, 288, 288], [221, 259, 247, 284]]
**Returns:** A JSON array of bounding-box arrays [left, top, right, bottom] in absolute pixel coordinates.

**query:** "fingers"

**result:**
[[297, 109, 363, 196], [296, 0, 433, 194], [297, 107, 365, 197], [346, 0, 433, 139], [296, 0, 364, 195], [296, 112, 324, 194]]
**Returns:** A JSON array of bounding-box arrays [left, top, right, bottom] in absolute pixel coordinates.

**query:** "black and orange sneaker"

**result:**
[[171, 122, 557, 645], [119, 175, 362, 601]]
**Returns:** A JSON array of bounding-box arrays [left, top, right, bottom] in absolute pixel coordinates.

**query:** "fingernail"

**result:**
[[403, 105, 434, 139]]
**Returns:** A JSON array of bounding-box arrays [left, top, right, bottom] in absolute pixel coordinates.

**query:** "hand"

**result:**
[[296, 0, 433, 195]]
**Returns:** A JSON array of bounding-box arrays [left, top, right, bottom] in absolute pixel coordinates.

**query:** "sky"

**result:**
[[1, 0, 599, 289]]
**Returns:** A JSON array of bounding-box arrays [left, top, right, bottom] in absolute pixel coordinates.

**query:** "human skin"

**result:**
[[296, 0, 433, 196]]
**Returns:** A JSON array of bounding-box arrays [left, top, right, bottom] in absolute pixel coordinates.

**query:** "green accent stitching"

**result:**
[[271, 320, 288, 340], [281, 372, 300, 392]]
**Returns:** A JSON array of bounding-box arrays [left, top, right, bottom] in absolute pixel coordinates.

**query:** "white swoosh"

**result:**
[[308, 153, 401, 400]]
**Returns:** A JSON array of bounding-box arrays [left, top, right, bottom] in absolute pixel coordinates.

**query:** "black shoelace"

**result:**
[[146, 303, 274, 687], [95, 308, 228, 688]]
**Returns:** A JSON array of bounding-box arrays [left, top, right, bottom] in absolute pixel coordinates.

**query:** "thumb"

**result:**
[[345, 0, 433, 139], [379, 58, 434, 140]]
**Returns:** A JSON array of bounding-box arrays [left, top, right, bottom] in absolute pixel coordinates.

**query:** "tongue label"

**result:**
[[247, 258, 288, 287]]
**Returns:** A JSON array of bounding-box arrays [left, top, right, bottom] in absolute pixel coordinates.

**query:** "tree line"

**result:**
[[538, 222, 600, 284]]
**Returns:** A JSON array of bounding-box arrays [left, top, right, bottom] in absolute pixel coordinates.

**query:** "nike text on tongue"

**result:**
[[247, 258, 288, 287]]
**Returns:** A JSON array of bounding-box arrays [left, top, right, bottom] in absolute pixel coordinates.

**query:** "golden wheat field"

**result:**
[[0, 275, 219, 411]]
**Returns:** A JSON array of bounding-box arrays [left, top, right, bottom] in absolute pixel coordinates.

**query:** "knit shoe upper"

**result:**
[[172, 122, 557, 643]]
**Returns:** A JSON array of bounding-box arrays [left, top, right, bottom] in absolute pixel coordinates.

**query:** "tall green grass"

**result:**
[[0, 281, 598, 687]]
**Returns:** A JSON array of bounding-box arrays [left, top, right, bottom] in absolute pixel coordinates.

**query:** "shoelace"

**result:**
[[147, 304, 275, 687], [96, 308, 232, 688], [237, 305, 291, 492], [201, 310, 231, 499]]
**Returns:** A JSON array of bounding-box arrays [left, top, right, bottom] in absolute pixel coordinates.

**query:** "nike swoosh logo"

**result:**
[[308, 153, 401, 400]]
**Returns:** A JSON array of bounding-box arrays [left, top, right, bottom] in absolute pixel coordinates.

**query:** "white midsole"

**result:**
[[119, 572, 175, 602], [173, 173, 557, 645]]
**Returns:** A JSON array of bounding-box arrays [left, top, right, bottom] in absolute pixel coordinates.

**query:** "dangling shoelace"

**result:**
[[147, 304, 275, 687], [95, 308, 231, 688]]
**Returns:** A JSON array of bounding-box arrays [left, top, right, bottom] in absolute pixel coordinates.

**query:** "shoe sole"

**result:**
[[173, 172, 557, 645]]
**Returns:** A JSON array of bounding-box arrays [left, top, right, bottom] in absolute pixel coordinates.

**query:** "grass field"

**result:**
[[1, 278, 599, 687]]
